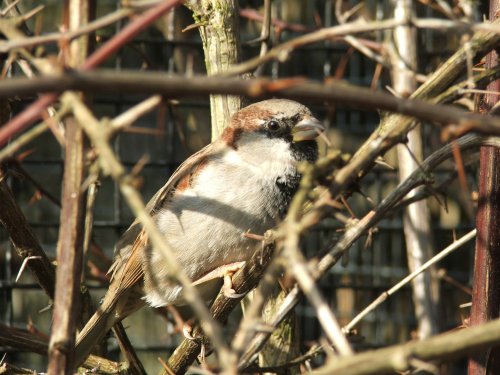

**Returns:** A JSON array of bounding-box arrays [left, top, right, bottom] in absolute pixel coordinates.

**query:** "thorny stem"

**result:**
[[283, 165, 352, 355], [62, 92, 237, 373], [3, 72, 500, 135], [238, 135, 500, 369], [0, 0, 183, 148]]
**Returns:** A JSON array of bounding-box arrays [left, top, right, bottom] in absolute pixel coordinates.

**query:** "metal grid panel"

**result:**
[[0, 0, 477, 372]]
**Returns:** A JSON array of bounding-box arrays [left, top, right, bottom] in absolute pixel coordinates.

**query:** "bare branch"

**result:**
[[223, 18, 500, 76], [0, 8, 131, 53], [344, 229, 477, 333], [238, 134, 500, 369], [0, 169, 55, 298], [312, 315, 500, 374], [0, 0, 183, 148], [283, 165, 352, 355], [0, 324, 123, 374], [3, 71, 500, 136], [165, 236, 275, 374]]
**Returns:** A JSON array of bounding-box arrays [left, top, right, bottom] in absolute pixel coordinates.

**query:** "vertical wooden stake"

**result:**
[[468, 1, 500, 374], [391, 0, 439, 339], [47, 0, 89, 373], [47, 120, 87, 374]]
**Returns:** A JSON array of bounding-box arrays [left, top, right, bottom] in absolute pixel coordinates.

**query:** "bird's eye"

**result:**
[[267, 120, 280, 131]]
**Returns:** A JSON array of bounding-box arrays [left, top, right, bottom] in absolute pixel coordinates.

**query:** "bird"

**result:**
[[74, 98, 324, 366]]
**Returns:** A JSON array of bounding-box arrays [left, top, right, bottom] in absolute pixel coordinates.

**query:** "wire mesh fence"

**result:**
[[0, 0, 480, 373]]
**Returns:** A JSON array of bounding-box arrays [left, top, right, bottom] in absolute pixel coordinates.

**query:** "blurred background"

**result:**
[[0, 0, 485, 373]]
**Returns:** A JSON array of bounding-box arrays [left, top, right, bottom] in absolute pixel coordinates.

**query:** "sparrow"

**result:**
[[74, 98, 324, 366]]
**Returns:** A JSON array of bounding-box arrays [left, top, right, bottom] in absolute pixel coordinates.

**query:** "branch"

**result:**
[[2, 71, 500, 135], [0, 94, 159, 164], [283, 164, 352, 355], [343, 229, 477, 332], [317, 136, 498, 306], [165, 236, 275, 374], [47, 115, 87, 374], [0, 324, 50, 355], [47, 2, 90, 371], [222, 18, 500, 76], [391, 0, 439, 339], [185, 0, 243, 140], [0, 0, 183, 148], [0, 168, 55, 298], [237, 19, 500, 360], [0, 8, 131, 53], [238, 134, 500, 369], [61, 92, 235, 373], [311, 316, 500, 375], [0, 324, 124, 374]]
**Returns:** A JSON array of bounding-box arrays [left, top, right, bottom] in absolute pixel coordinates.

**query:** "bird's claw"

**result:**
[[191, 262, 246, 298], [182, 324, 196, 340], [223, 286, 245, 299], [223, 274, 245, 299]]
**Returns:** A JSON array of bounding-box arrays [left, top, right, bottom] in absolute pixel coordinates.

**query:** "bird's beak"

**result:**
[[292, 117, 325, 142]]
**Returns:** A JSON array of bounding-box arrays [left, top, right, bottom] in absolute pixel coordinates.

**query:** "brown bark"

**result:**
[[468, 1, 500, 373], [47, 117, 87, 374], [47, 2, 89, 372], [0, 172, 56, 298], [166, 242, 274, 374]]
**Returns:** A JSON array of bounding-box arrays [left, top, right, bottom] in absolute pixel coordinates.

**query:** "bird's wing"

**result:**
[[148, 140, 224, 213], [76, 142, 227, 366], [108, 141, 224, 286]]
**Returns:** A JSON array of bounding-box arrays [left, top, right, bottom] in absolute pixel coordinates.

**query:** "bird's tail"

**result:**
[[74, 287, 144, 368], [74, 295, 119, 368]]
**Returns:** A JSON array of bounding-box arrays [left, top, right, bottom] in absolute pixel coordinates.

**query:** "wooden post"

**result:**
[[391, 0, 439, 339], [47, 0, 90, 373], [468, 1, 500, 374]]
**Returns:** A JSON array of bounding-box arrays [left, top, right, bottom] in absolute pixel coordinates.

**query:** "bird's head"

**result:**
[[222, 99, 324, 162]]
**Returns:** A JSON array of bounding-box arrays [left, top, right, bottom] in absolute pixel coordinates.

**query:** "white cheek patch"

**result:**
[[223, 148, 243, 166]]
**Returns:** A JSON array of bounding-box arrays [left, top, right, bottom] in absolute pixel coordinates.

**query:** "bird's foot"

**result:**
[[220, 262, 246, 298], [182, 323, 196, 340], [222, 271, 245, 299], [192, 261, 245, 285], [191, 261, 246, 298]]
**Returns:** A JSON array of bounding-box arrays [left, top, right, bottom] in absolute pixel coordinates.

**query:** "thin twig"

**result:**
[[0, 8, 132, 53], [0, 0, 22, 17], [0, 168, 56, 298], [238, 135, 500, 369], [0, 116, 55, 163], [343, 229, 476, 333], [223, 18, 500, 77], [284, 165, 352, 356], [0, 324, 125, 374], [62, 92, 236, 373], [112, 322, 147, 375], [311, 314, 500, 375], [0, 0, 183, 148], [252, 0, 271, 76], [222, 19, 403, 76], [335, 1, 387, 66], [242, 344, 323, 373], [110, 95, 162, 132]]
